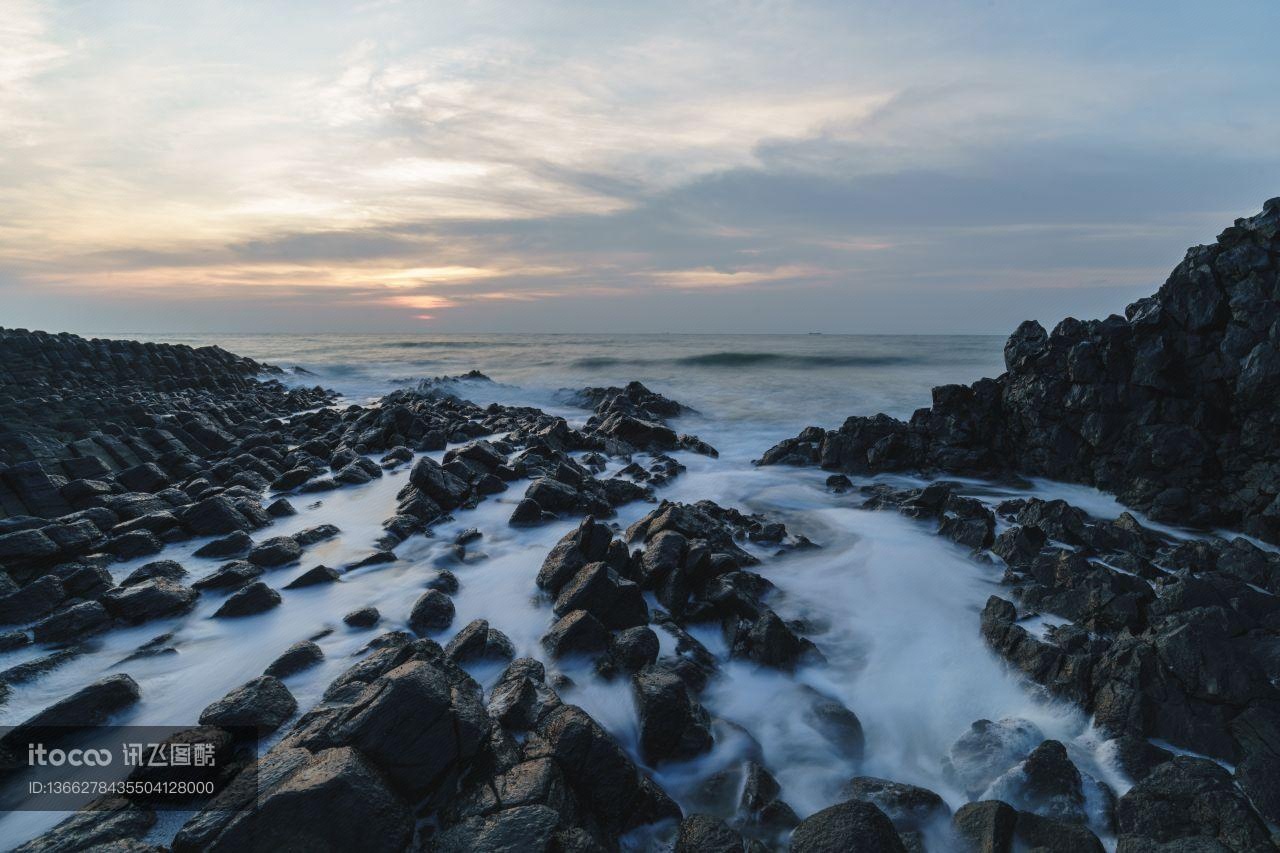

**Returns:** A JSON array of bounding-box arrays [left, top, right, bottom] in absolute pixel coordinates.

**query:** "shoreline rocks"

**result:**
[[761, 199, 1280, 544]]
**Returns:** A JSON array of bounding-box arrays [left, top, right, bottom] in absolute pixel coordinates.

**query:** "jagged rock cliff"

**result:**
[[762, 198, 1280, 542]]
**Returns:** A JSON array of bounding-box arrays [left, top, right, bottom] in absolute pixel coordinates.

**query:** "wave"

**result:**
[[570, 352, 917, 369], [380, 341, 512, 349]]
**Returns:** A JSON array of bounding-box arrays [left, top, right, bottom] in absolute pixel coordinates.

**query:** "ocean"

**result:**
[[3, 333, 1152, 849]]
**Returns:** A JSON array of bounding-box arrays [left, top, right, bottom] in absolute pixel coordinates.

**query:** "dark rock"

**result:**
[[632, 664, 714, 764], [283, 564, 341, 588], [265, 497, 297, 517], [553, 562, 647, 629], [193, 530, 253, 559], [608, 626, 660, 674], [265, 640, 324, 678], [212, 581, 281, 617], [443, 619, 514, 664], [529, 703, 681, 834], [789, 800, 907, 853], [33, 600, 111, 645], [105, 529, 163, 559], [675, 814, 755, 853], [408, 589, 455, 635], [187, 747, 412, 853], [192, 560, 262, 590], [509, 498, 543, 527], [102, 578, 198, 622], [0, 574, 66, 624], [541, 610, 609, 658], [1115, 756, 1273, 853], [344, 606, 380, 628], [9, 673, 140, 731], [942, 717, 1043, 798], [840, 776, 950, 831], [408, 456, 469, 510], [12, 797, 156, 853], [198, 675, 296, 732], [121, 559, 188, 587], [248, 536, 302, 567]]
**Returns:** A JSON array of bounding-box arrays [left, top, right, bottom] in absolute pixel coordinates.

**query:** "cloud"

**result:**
[[2, 0, 1278, 333]]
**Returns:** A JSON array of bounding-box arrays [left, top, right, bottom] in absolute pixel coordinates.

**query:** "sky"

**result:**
[[2, 0, 1278, 334]]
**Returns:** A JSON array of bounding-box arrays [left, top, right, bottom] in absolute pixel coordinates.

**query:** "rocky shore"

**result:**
[[2, 202, 1279, 853], [763, 198, 1280, 544]]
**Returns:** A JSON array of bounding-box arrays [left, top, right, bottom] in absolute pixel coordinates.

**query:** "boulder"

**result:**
[[265, 641, 324, 678], [443, 619, 515, 664], [248, 536, 303, 567], [344, 607, 380, 628], [212, 582, 281, 617], [121, 559, 188, 587], [102, 578, 198, 622], [283, 565, 341, 589], [789, 800, 907, 853], [541, 610, 608, 658], [194, 530, 253, 559], [33, 600, 112, 645], [199, 676, 297, 732], [632, 664, 714, 765], [408, 590, 455, 635]]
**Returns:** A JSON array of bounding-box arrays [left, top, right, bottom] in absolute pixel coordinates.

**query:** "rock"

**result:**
[[509, 498, 543, 526], [632, 664, 714, 764], [827, 474, 853, 492], [33, 600, 111, 645], [444, 619, 514, 664], [552, 562, 647, 629], [409, 456, 469, 510], [840, 777, 951, 832], [121, 559, 188, 587], [0, 528, 60, 567], [265, 640, 324, 678], [536, 516, 612, 592], [982, 740, 1088, 824], [9, 674, 140, 732], [199, 676, 297, 732], [541, 610, 608, 658], [248, 536, 302, 567], [408, 589, 455, 635], [801, 687, 865, 762], [0, 574, 66, 624], [343, 606, 381, 628], [105, 530, 162, 559], [192, 560, 262, 590], [789, 800, 907, 853], [740, 761, 800, 833], [952, 800, 1017, 853], [293, 524, 340, 547], [102, 578, 198, 622], [943, 718, 1044, 798], [309, 657, 489, 803], [608, 626, 660, 674], [265, 498, 297, 517], [488, 658, 559, 731], [12, 797, 156, 853], [283, 565, 341, 588], [1115, 756, 1273, 852], [432, 804, 561, 853], [180, 496, 253, 537], [426, 569, 460, 593], [675, 814, 755, 853], [190, 747, 412, 853], [194, 530, 253, 559], [530, 703, 681, 834], [213, 581, 281, 617]]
